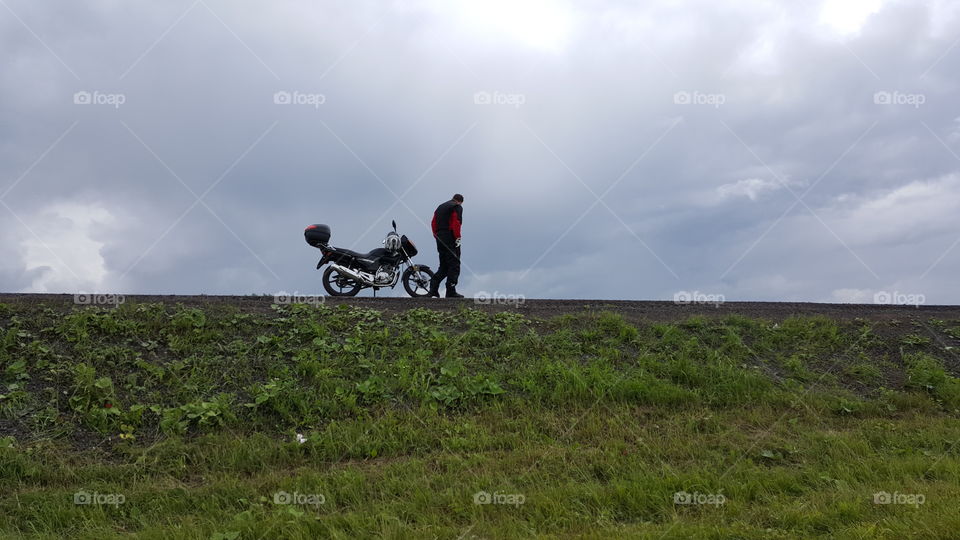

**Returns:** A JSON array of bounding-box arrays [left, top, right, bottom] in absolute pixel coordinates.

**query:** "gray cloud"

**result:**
[[2, 0, 959, 303]]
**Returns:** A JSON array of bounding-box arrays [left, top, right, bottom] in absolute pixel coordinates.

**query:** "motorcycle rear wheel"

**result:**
[[402, 265, 435, 297], [322, 266, 362, 297]]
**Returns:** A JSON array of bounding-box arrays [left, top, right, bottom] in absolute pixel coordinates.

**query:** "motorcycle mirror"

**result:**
[[392, 220, 397, 231]]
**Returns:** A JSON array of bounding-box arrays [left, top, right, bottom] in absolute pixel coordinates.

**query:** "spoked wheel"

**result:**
[[322, 266, 362, 296], [402, 265, 435, 297]]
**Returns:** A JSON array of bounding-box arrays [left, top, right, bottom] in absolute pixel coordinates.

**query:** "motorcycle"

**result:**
[[304, 220, 435, 297]]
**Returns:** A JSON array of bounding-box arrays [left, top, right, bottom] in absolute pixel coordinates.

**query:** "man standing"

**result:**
[[429, 194, 464, 298]]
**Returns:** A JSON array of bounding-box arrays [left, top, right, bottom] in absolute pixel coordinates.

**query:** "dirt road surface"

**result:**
[[1, 294, 957, 323]]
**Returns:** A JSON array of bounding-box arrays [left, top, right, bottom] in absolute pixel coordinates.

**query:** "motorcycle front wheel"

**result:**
[[402, 265, 435, 297], [322, 266, 362, 297]]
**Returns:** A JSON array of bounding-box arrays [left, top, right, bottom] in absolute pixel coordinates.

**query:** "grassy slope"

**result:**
[[1, 302, 960, 539]]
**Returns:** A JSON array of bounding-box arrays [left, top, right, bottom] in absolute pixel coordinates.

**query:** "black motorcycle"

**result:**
[[304, 220, 435, 297]]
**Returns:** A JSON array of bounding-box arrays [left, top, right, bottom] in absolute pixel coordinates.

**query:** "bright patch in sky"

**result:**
[[451, 0, 575, 52], [21, 202, 114, 292], [718, 178, 782, 201], [819, 0, 886, 35]]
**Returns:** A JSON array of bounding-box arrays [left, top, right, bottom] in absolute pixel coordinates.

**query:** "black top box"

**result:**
[[304, 224, 331, 247]]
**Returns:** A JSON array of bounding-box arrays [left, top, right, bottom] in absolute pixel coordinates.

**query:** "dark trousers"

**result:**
[[433, 232, 461, 289]]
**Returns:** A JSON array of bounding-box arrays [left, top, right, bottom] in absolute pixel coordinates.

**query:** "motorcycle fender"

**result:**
[[412, 264, 432, 272], [317, 253, 331, 269]]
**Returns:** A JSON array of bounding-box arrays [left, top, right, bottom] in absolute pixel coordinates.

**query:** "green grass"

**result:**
[[1, 301, 960, 538]]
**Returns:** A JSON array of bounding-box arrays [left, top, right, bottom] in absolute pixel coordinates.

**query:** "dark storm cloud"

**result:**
[[2, 0, 959, 303]]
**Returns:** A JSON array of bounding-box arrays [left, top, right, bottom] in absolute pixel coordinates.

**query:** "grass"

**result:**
[[1, 301, 959, 538]]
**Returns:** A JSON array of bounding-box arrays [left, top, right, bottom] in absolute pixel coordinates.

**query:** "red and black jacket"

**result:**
[[431, 200, 462, 239]]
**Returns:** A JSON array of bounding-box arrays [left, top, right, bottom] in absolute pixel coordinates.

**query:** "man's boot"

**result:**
[[445, 285, 464, 298], [427, 276, 440, 298]]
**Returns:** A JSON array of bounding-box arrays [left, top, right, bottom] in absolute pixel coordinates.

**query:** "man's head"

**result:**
[[452, 193, 464, 205]]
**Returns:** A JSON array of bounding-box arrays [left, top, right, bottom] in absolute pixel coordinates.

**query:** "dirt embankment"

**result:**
[[1, 294, 958, 323]]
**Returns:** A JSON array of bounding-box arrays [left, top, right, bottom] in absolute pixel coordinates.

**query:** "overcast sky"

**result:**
[[2, 0, 959, 303]]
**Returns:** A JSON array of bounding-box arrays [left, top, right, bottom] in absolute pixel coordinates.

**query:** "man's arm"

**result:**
[[449, 206, 462, 239]]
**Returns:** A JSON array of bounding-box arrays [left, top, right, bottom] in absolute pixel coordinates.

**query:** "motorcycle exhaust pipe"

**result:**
[[328, 263, 375, 285]]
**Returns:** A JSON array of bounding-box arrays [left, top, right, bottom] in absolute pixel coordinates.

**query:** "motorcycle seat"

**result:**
[[334, 247, 380, 260]]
